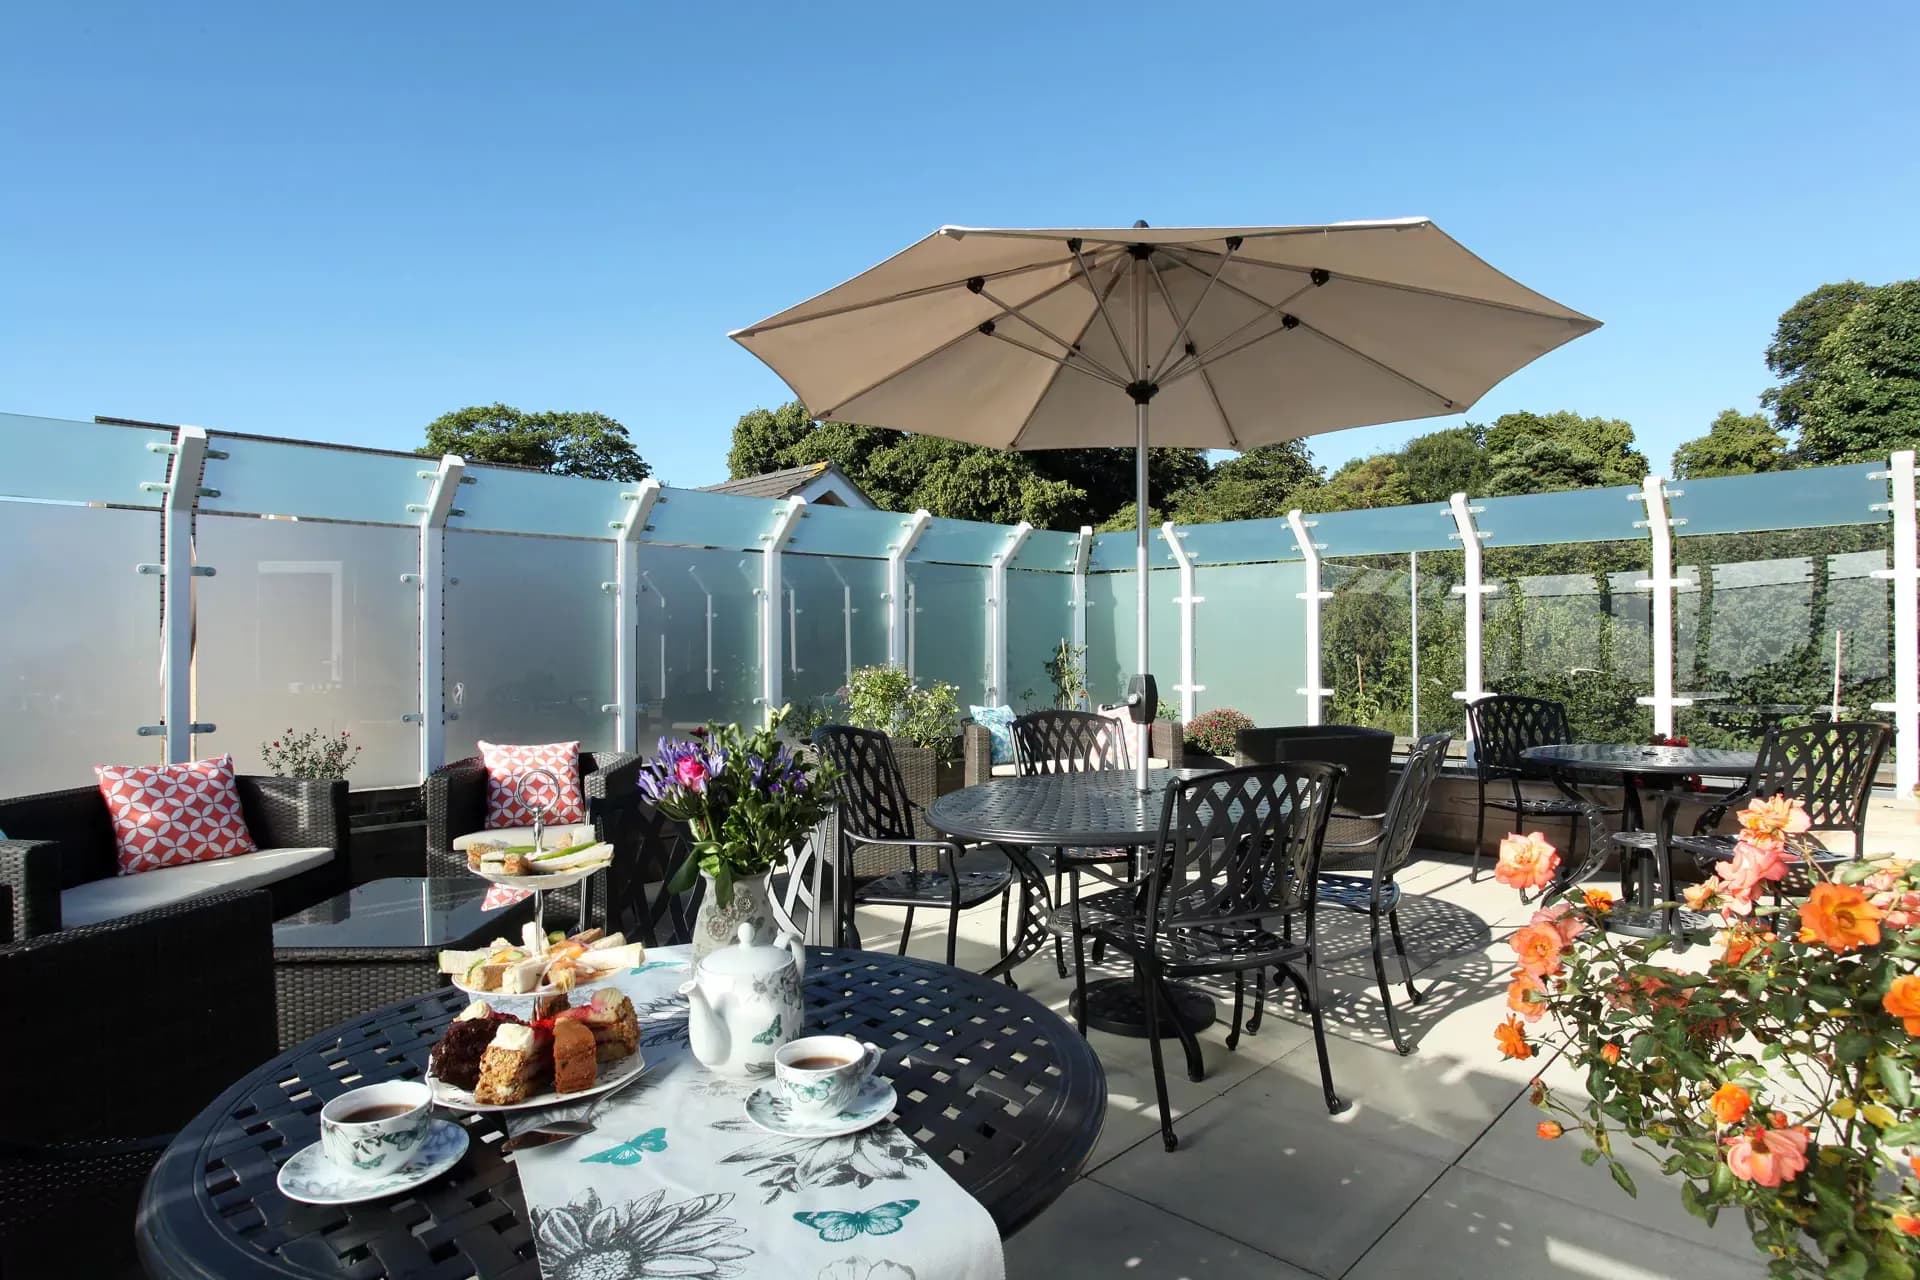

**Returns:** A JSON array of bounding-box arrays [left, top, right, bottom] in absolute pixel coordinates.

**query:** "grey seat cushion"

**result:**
[[60, 846, 336, 928]]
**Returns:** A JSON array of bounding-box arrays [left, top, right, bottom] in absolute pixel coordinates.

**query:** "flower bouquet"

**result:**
[[1492, 799, 1920, 1279], [637, 707, 836, 909]]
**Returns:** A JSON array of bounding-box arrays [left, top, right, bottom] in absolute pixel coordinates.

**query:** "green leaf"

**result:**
[[1879, 1053, 1914, 1108], [1878, 1119, 1920, 1146], [1580, 1147, 1601, 1166], [1608, 1160, 1638, 1199], [1837, 1030, 1874, 1063], [1680, 1180, 1712, 1222], [664, 852, 700, 895], [1829, 1251, 1870, 1280]]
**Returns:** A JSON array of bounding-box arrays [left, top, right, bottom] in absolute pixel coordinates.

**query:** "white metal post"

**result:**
[[887, 509, 931, 669], [1071, 527, 1092, 690], [606, 479, 660, 753], [1631, 474, 1690, 738], [1160, 520, 1201, 723], [1448, 492, 1491, 737], [759, 496, 806, 724], [1873, 450, 1919, 795], [412, 454, 466, 778], [1409, 551, 1421, 737], [157, 426, 210, 761], [1286, 509, 1333, 724], [986, 521, 1033, 704]]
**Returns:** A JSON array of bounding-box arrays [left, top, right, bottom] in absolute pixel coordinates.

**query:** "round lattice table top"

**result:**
[[136, 949, 1106, 1279], [1521, 743, 1757, 777], [926, 768, 1220, 847]]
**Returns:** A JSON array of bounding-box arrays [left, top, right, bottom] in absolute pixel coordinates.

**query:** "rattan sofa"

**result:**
[[0, 776, 347, 942], [0, 890, 276, 1277]]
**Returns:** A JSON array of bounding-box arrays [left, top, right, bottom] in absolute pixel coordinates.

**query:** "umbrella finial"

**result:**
[[1133, 219, 1149, 228]]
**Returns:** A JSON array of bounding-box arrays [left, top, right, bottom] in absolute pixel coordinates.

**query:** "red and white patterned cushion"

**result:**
[[94, 754, 258, 877], [478, 741, 586, 829]]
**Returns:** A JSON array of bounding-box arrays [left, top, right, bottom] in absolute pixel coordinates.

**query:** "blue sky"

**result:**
[[4, 2, 1917, 487]]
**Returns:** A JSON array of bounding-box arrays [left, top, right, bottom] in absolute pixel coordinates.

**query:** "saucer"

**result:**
[[744, 1076, 896, 1138], [277, 1118, 469, 1206]]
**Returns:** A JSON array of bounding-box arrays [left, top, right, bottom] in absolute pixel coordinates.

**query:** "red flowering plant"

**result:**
[[1492, 801, 1920, 1278]]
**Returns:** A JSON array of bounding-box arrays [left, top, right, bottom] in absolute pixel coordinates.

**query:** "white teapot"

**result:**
[[680, 922, 805, 1078]]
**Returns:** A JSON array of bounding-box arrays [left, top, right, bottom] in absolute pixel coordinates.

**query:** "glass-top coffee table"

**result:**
[[272, 877, 537, 1050]]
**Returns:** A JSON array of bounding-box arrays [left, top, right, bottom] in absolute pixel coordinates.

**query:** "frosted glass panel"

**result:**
[[1671, 464, 1885, 536], [443, 532, 615, 760], [202, 436, 426, 526], [0, 414, 171, 507], [1004, 569, 1075, 712], [1483, 539, 1652, 740], [1194, 562, 1306, 726], [0, 500, 160, 790], [192, 515, 422, 786], [1083, 569, 1181, 709], [784, 554, 888, 707], [636, 546, 763, 737], [909, 563, 987, 706]]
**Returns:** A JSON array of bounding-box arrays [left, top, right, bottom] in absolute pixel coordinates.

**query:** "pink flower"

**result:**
[[1725, 1122, 1809, 1188], [1712, 838, 1790, 915], [1495, 833, 1559, 891], [1530, 903, 1588, 946], [675, 757, 709, 792]]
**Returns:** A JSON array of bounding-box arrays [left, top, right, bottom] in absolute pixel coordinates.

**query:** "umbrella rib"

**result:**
[[1167, 246, 1591, 323], [981, 328, 1128, 389], [1008, 257, 1130, 450], [813, 259, 1120, 418], [730, 252, 1087, 337], [1193, 358, 1242, 450], [1167, 312, 1457, 411], [978, 272, 1130, 387], [1158, 278, 1317, 384], [1072, 241, 1136, 381], [1148, 243, 1235, 379]]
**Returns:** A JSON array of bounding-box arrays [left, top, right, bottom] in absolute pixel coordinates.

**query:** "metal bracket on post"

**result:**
[[986, 521, 1033, 704], [1286, 509, 1335, 723], [160, 426, 210, 763], [1446, 493, 1490, 732], [609, 479, 661, 753], [1160, 520, 1203, 722], [1627, 475, 1687, 737], [416, 454, 466, 779], [1870, 451, 1919, 795], [886, 510, 931, 670], [760, 497, 806, 725]]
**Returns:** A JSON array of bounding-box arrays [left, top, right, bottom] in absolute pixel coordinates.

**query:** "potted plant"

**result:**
[[1491, 799, 1920, 1278], [637, 707, 837, 959], [1184, 707, 1253, 769], [838, 664, 965, 806]]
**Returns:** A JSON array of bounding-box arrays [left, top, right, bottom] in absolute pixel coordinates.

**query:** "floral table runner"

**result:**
[[506, 946, 1006, 1280]]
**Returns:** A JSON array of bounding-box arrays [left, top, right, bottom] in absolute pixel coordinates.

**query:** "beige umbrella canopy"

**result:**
[[731, 220, 1599, 784]]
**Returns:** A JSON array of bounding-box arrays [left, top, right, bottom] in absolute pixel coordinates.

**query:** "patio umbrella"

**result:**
[[732, 220, 1600, 788]]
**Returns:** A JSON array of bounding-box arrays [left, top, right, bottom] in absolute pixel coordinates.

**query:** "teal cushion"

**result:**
[[969, 704, 1017, 766]]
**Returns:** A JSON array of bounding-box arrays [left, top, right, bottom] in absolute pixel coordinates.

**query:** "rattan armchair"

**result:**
[[0, 775, 347, 942], [1, 890, 276, 1278]]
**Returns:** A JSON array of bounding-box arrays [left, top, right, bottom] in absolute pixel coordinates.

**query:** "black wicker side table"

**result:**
[[271, 877, 538, 1049], [136, 947, 1105, 1279]]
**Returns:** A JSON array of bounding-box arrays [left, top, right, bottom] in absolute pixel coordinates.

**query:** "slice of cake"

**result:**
[[430, 1002, 524, 1091], [473, 1022, 553, 1104], [552, 1019, 597, 1094], [558, 988, 639, 1063]]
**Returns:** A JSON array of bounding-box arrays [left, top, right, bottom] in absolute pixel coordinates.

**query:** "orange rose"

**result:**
[[1495, 1016, 1534, 1060], [1895, 1215, 1920, 1237], [1911, 1154, 1920, 1181], [1509, 922, 1567, 977], [1506, 970, 1547, 1023], [1495, 832, 1559, 892], [1719, 926, 1774, 968], [1531, 902, 1589, 945], [1683, 880, 1718, 911], [1885, 975, 1920, 1035], [1600, 1042, 1622, 1065], [1536, 1120, 1563, 1140], [1582, 888, 1615, 914], [1739, 795, 1811, 841], [1709, 1082, 1752, 1126], [1798, 882, 1886, 953]]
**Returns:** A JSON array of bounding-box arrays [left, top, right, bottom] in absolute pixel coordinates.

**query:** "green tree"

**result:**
[[1795, 280, 1920, 464], [1317, 452, 1413, 510], [1482, 410, 1645, 489], [1399, 426, 1488, 501], [1670, 409, 1790, 479], [421, 404, 650, 480], [1169, 440, 1321, 524], [1762, 280, 1881, 437]]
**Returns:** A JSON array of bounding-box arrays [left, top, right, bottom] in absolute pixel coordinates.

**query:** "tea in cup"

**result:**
[[774, 1036, 880, 1118], [320, 1080, 432, 1175]]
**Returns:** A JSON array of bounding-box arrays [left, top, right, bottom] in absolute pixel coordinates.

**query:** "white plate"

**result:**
[[744, 1077, 896, 1138], [450, 964, 620, 1002], [277, 1118, 468, 1206], [469, 864, 608, 891], [432, 1047, 647, 1114]]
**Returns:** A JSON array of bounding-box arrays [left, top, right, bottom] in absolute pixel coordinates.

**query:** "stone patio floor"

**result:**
[[851, 802, 1920, 1278]]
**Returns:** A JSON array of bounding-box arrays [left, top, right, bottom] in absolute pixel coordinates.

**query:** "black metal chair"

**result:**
[[1467, 695, 1609, 880], [1236, 725, 1396, 857], [1671, 721, 1890, 885], [1071, 762, 1347, 1150], [596, 790, 699, 948], [1314, 733, 1453, 1055], [1012, 710, 1140, 976], [812, 725, 1013, 967]]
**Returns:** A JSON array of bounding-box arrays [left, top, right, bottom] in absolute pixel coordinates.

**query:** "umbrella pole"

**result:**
[[1133, 251, 1152, 793]]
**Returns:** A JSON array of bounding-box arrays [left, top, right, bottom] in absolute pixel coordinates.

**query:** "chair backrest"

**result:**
[[1234, 725, 1396, 815], [1013, 710, 1131, 776], [1147, 762, 1342, 938], [1467, 695, 1571, 778], [811, 724, 916, 843], [1373, 733, 1453, 883], [1753, 721, 1889, 837]]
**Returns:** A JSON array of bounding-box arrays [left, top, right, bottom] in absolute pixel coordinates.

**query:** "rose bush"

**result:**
[[1492, 799, 1920, 1279]]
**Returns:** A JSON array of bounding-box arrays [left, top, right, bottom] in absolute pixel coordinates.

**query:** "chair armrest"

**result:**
[[0, 839, 62, 941], [234, 776, 348, 851], [843, 831, 965, 857], [584, 751, 641, 803], [961, 725, 994, 785], [424, 756, 489, 871]]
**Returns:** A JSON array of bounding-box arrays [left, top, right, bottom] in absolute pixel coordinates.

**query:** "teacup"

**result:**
[[320, 1080, 432, 1176], [774, 1036, 881, 1118]]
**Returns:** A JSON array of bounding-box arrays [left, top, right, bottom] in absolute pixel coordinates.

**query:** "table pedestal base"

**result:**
[[1070, 977, 1215, 1038]]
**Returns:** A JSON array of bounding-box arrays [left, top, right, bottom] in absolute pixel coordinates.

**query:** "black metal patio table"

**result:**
[[926, 768, 1218, 1039], [135, 947, 1106, 1279], [1521, 743, 1757, 939]]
